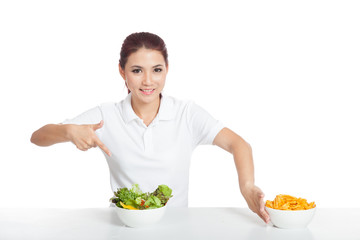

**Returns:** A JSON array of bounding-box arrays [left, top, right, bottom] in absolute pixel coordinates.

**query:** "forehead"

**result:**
[[126, 48, 165, 67]]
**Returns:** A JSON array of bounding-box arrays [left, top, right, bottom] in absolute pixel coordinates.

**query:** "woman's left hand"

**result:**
[[241, 183, 270, 224]]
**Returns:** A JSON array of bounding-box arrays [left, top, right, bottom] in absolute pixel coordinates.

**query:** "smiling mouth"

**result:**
[[140, 89, 155, 95]]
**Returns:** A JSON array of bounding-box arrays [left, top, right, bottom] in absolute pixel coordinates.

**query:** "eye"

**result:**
[[154, 68, 162, 73], [132, 69, 141, 74]]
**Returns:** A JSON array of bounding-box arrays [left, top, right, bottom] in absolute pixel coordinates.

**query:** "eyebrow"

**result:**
[[152, 64, 164, 68], [130, 65, 142, 68], [130, 64, 164, 68]]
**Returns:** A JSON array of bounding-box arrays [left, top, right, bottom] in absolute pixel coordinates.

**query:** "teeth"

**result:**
[[142, 89, 154, 92]]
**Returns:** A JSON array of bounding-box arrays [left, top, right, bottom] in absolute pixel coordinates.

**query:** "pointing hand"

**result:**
[[69, 120, 111, 157]]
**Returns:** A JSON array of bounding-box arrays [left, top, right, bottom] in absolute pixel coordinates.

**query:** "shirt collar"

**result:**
[[121, 92, 176, 124], [157, 93, 176, 121], [121, 93, 138, 124]]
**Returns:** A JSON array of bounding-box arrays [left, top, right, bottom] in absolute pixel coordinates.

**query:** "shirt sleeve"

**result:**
[[186, 101, 225, 146], [61, 106, 103, 125]]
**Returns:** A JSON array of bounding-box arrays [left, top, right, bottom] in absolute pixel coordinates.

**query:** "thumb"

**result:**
[[92, 120, 104, 131]]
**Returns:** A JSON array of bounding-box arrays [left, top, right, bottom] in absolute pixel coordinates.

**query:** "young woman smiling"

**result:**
[[30, 32, 270, 223]]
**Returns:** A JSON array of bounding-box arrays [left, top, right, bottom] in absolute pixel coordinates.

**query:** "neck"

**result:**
[[131, 94, 161, 124]]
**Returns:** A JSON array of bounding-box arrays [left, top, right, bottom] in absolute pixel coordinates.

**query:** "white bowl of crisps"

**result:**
[[265, 194, 316, 229], [110, 184, 173, 228]]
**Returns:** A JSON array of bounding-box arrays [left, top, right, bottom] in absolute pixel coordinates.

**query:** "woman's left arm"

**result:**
[[213, 127, 270, 223]]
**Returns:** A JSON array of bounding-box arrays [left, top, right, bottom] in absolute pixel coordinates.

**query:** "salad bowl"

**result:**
[[110, 184, 172, 228], [114, 205, 167, 228]]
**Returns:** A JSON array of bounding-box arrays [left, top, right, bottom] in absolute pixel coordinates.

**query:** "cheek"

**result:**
[[125, 75, 139, 86], [155, 73, 167, 83]]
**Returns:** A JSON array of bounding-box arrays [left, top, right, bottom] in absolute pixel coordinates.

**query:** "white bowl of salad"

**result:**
[[110, 184, 173, 228]]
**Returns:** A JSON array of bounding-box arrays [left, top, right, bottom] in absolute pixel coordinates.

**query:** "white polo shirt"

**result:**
[[62, 93, 224, 207]]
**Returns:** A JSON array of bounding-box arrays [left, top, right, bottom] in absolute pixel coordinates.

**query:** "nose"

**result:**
[[142, 71, 152, 85]]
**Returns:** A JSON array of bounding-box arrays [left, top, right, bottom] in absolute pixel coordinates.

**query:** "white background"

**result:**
[[1, 0, 359, 208]]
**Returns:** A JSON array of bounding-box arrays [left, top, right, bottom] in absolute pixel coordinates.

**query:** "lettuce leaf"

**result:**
[[130, 184, 143, 195], [111, 184, 173, 209], [144, 196, 162, 209]]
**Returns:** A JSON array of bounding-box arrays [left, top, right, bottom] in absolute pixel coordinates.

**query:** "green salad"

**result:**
[[110, 184, 173, 210]]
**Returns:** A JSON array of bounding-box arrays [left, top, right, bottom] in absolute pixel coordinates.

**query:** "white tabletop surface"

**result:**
[[1, 207, 359, 240]]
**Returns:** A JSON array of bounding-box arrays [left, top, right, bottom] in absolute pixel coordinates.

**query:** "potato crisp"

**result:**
[[266, 194, 316, 210]]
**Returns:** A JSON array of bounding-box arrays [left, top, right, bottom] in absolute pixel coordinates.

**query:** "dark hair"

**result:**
[[119, 32, 168, 70]]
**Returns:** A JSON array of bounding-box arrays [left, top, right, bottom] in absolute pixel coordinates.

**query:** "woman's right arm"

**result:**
[[30, 124, 72, 146], [30, 121, 111, 156]]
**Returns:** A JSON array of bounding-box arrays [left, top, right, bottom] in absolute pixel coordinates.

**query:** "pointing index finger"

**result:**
[[94, 137, 111, 157]]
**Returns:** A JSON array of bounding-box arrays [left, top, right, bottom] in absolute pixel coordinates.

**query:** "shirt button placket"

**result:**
[[143, 127, 153, 153]]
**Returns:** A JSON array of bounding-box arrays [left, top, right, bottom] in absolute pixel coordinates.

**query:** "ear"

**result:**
[[118, 63, 126, 80]]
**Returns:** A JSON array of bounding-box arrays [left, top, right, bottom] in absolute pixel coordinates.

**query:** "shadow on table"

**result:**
[[108, 209, 127, 227], [222, 208, 267, 226], [249, 225, 314, 240], [88, 208, 127, 227]]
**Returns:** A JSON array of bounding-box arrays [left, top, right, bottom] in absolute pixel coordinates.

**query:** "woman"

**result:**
[[31, 32, 269, 223]]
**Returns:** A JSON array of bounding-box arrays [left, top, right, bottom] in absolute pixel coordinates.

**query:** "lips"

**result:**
[[140, 89, 155, 95]]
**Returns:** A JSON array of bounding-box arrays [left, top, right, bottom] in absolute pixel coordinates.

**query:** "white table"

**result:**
[[1, 208, 359, 240]]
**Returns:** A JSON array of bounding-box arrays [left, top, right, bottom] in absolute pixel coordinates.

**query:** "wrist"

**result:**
[[240, 181, 255, 195], [63, 124, 74, 142]]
